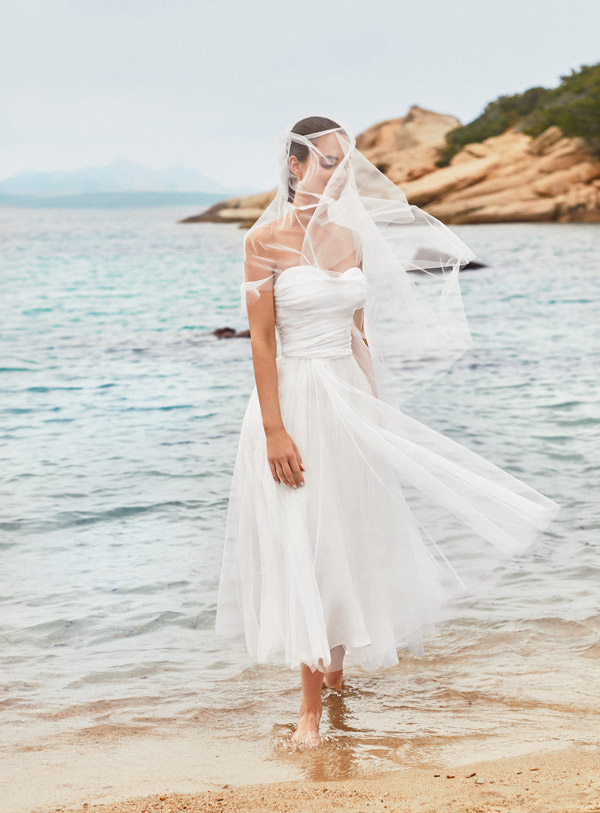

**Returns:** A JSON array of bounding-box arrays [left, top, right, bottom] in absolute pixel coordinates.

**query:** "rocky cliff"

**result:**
[[181, 106, 600, 227]]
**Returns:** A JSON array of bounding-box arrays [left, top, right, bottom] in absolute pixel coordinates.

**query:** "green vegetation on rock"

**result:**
[[437, 62, 600, 166]]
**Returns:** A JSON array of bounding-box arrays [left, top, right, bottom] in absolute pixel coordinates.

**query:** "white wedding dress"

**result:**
[[215, 265, 560, 673]]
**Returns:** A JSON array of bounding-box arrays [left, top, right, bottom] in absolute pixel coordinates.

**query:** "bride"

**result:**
[[214, 115, 560, 748]]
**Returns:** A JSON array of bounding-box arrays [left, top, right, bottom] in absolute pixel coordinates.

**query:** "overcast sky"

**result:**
[[2, 0, 599, 190]]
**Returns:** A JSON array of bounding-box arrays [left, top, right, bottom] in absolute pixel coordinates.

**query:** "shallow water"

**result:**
[[0, 208, 598, 811]]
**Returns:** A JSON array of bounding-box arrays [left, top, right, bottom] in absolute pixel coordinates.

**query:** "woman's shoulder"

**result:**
[[245, 218, 282, 249]]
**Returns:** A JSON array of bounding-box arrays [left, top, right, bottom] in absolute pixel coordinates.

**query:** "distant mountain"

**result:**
[[0, 190, 237, 210], [0, 158, 259, 200]]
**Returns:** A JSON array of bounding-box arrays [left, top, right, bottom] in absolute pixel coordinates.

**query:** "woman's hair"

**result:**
[[287, 116, 342, 204]]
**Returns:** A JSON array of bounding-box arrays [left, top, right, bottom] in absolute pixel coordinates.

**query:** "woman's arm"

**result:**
[[353, 255, 369, 347], [353, 309, 369, 347], [244, 240, 304, 488], [245, 269, 283, 435]]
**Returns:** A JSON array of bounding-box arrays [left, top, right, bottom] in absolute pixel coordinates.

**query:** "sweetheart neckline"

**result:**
[[275, 265, 361, 284]]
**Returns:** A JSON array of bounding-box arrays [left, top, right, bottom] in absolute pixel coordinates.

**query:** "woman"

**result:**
[[215, 115, 560, 748]]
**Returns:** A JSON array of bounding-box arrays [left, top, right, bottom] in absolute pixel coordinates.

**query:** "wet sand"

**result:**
[[41, 745, 600, 812]]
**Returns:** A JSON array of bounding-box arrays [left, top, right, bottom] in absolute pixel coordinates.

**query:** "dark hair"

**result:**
[[287, 116, 342, 204]]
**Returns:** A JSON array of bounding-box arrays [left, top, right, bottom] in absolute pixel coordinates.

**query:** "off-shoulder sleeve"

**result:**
[[239, 231, 275, 317]]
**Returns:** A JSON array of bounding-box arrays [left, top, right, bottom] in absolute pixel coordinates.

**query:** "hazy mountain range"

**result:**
[[0, 158, 259, 208]]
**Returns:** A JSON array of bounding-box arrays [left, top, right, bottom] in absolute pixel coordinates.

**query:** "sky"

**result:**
[[2, 0, 599, 190]]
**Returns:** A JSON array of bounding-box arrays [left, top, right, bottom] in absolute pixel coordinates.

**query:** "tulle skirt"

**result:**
[[215, 352, 560, 673]]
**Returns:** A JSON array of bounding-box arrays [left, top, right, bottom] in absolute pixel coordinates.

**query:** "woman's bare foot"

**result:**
[[291, 703, 322, 748], [291, 663, 325, 748]]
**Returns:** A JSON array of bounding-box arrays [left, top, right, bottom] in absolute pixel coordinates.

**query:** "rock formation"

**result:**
[[181, 106, 600, 226]]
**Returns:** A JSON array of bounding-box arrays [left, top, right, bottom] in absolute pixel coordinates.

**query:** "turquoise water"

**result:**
[[1, 207, 599, 811]]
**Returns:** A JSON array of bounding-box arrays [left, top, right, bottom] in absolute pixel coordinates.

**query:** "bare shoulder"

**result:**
[[244, 222, 269, 248], [244, 219, 285, 258]]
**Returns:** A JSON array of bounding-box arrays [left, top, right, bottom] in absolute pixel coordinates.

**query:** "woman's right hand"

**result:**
[[266, 428, 305, 488]]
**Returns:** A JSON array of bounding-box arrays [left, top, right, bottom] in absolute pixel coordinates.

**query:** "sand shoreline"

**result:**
[[40, 744, 600, 813]]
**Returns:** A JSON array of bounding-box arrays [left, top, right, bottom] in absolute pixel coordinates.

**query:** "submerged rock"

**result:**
[[213, 327, 251, 339]]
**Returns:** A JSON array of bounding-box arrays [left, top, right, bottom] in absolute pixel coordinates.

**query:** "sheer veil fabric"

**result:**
[[215, 116, 561, 674], [240, 118, 477, 407]]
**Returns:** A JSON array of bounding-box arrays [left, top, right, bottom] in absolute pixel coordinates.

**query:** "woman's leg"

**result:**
[[322, 644, 345, 689], [291, 663, 324, 747]]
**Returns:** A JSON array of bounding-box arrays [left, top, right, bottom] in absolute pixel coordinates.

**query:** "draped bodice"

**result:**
[[274, 265, 366, 359]]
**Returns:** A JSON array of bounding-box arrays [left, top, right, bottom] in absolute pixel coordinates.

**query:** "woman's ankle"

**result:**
[[298, 701, 322, 718]]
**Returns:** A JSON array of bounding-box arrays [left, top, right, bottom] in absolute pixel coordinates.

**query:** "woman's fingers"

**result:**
[[289, 455, 305, 487], [293, 443, 305, 471], [279, 458, 298, 487], [273, 460, 290, 486], [268, 438, 305, 487]]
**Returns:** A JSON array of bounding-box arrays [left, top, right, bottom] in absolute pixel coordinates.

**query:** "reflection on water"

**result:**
[[0, 210, 599, 811]]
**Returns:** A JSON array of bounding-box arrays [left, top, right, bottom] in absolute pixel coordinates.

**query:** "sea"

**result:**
[[0, 206, 598, 812]]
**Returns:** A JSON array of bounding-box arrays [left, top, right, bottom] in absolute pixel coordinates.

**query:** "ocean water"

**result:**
[[0, 207, 599, 812]]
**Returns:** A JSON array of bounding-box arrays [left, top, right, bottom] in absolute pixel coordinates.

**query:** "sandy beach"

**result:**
[[41, 745, 600, 813]]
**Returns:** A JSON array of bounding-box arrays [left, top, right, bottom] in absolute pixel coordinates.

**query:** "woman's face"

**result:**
[[294, 132, 349, 199]]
